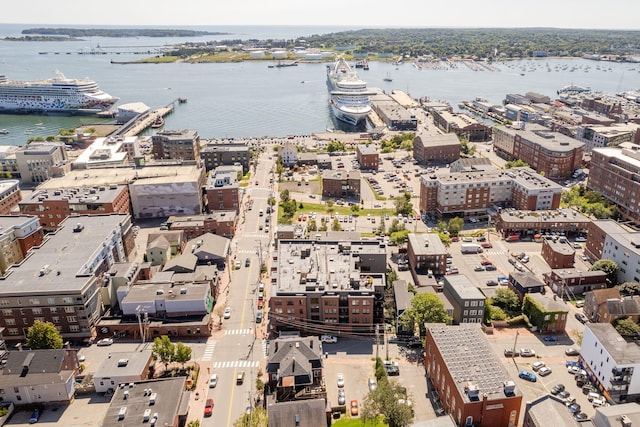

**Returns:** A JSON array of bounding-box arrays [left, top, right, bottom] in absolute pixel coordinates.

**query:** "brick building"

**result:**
[[522, 293, 569, 334], [419, 166, 562, 220], [588, 143, 640, 222], [406, 233, 448, 275], [151, 129, 201, 162], [495, 208, 589, 239], [0, 179, 21, 214], [493, 123, 584, 179], [413, 132, 460, 166], [269, 239, 386, 336], [356, 144, 379, 170], [166, 211, 237, 239], [18, 185, 131, 232], [321, 170, 361, 200], [431, 110, 491, 142], [0, 215, 44, 274], [541, 237, 575, 269], [543, 268, 607, 298], [424, 323, 522, 427], [204, 166, 242, 213]]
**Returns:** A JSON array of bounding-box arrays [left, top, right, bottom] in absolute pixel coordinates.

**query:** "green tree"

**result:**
[[491, 288, 521, 316], [387, 269, 398, 288], [26, 320, 64, 350], [618, 282, 640, 296], [233, 406, 268, 427], [447, 217, 464, 237], [187, 421, 200, 427], [435, 220, 448, 233], [437, 232, 452, 247], [152, 335, 176, 371], [350, 204, 360, 214], [332, 219, 342, 231], [394, 192, 413, 216], [307, 218, 317, 232], [400, 293, 451, 336], [505, 159, 529, 169], [590, 259, 619, 287], [614, 318, 640, 336], [327, 140, 346, 152], [390, 229, 410, 247], [378, 218, 386, 235], [388, 219, 405, 234], [361, 377, 414, 427], [173, 342, 192, 368], [280, 189, 290, 203]]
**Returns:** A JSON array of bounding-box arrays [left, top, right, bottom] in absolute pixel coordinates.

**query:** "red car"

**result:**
[[204, 398, 214, 417], [350, 400, 359, 416], [480, 259, 493, 266], [481, 242, 493, 249], [255, 181, 259, 186]]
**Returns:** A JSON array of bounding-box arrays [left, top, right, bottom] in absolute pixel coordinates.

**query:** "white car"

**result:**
[[368, 377, 377, 391], [531, 361, 545, 372], [209, 373, 218, 388], [520, 348, 536, 357], [223, 307, 232, 319], [538, 366, 552, 377], [96, 338, 113, 347], [321, 335, 338, 343], [337, 373, 345, 388]]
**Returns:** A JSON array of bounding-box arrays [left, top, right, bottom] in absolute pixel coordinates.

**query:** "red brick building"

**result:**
[[321, 170, 361, 199], [166, 211, 237, 239], [407, 233, 448, 275], [413, 132, 460, 166], [204, 166, 242, 213], [431, 110, 491, 142], [356, 144, 379, 170], [18, 185, 131, 231], [0, 180, 21, 214], [541, 237, 575, 269], [425, 323, 522, 427]]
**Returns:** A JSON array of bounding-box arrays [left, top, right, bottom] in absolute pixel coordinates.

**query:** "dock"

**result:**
[[112, 99, 184, 137]]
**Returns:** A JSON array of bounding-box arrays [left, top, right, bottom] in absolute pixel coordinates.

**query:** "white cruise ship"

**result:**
[[326, 59, 374, 125], [0, 71, 119, 114]]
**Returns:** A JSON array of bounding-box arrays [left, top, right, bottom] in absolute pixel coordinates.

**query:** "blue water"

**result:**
[[1, 24, 640, 141]]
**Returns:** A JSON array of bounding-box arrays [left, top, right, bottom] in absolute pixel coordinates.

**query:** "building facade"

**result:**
[[0, 180, 21, 214], [356, 144, 379, 170], [14, 142, 69, 184], [431, 110, 491, 142], [321, 170, 361, 199], [541, 237, 575, 269], [406, 233, 448, 275], [585, 220, 640, 284], [0, 215, 44, 274], [166, 211, 237, 239], [151, 129, 201, 162], [442, 275, 486, 324], [413, 132, 461, 166], [424, 323, 522, 427], [200, 142, 251, 174], [204, 166, 242, 213]]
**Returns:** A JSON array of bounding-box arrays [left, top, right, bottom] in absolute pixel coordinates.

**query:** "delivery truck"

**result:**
[[461, 243, 483, 254]]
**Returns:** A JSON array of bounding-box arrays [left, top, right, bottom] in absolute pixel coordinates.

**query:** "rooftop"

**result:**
[[426, 323, 520, 403], [201, 142, 250, 153], [415, 132, 461, 147], [499, 208, 590, 225], [73, 135, 136, 168], [0, 214, 128, 295], [498, 123, 584, 152], [525, 394, 580, 427], [408, 233, 447, 256], [167, 211, 237, 228], [586, 323, 640, 365], [528, 293, 569, 313], [543, 238, 575, 256], [94, 351, 153, 379], [0, 215, 39, 238], [20, 185, 126, 206], [0, 179, 19, 196], [444, 275, 485, 300], [152, 129, 198, 141], [321, 169, 361, 180], [357, 144, 378, 155]]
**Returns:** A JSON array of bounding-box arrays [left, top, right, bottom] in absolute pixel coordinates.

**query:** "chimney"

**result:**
[[292, 357, 295, 372], [15, 343, 23, 352], [64, 341, 71, 349], [309, 339, 313, 349]]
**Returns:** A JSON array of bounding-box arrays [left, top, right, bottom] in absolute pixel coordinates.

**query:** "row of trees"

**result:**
[[561, 185, 620, 220]]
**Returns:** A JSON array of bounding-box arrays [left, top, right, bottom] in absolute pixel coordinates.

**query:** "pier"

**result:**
[[112, 99, 184, 137]]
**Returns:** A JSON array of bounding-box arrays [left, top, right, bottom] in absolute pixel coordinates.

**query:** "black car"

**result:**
[[575, 313, 588, 324], [550, 384, 565, 395], [245, 258, 251, 267], [486, 280, 499, 286], [574, 412, 588, 421], [569, 403, 581, 414]]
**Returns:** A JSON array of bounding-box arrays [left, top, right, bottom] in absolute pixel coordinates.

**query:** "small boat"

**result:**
[[383, 72, 393, 82], [178, 97, 187, 104], [0, 129, 9, 135], [151, 116, 164, 128]]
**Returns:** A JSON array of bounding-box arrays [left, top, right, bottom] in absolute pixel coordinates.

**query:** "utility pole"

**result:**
[[512, 330, 519, 361], [375, 324, 379, 360]]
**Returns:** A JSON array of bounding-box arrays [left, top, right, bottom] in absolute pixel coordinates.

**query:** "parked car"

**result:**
[[558, 391, 571, 400], [568, 366, 586, 376], [337, 373, 345, 388], [481, 242, 493, 248], [350, 400, 359, 416], [245, 258, 251, 267], [321, 335, 338, 343], [520, 348, 536, 357], [575, 237, 587, 242], [543, 335, 558, 342], [473, 265, 485, 272], [575, 313, 588, 324], [504, 348, 520, 357], [368, 377, 377, 391], [209, 374, 218, 388], [565, 348, 580, 356], [223, 307, 232, 319], [485, 264, 497, 271], [255, 311, 263, 323], [486, 280, 499, 286], [531, 361, 546, 372], [96, 338, 113, 346], [29, 408, 41, 424], [538, 366, 552, 377], [569, 403, 581, 414], [204, 399, 214, 417], [551, 384, 565, 395], [519, 370, 537, 382], [574, 412, 589, 421], [592, 396, 607, 407]]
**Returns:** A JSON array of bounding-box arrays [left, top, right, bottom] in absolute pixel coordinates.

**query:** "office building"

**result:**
[[151, 129, 200, 162]]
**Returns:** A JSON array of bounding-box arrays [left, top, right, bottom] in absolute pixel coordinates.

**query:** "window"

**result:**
[[66, 316, 77, 323], [465, 416, 473, 426], [64, 307, 75, 314], [1, 309, 11, 316], [5, 319, 15, 326], [32, 308, 42, 315], [52, 317, 59, 324]]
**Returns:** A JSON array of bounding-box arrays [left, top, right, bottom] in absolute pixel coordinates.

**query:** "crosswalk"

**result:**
[[482, 250, 506, 256], [238, 249, 258, 255], [262, 339, 269, 358], [225, 328, 253, 336], [202, 341, 216, 361], [243, 233, 269, 239], [213, 360, 260, 369]]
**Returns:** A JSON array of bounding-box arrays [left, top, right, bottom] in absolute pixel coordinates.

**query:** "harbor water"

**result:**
[[1, 24, 640, 141]]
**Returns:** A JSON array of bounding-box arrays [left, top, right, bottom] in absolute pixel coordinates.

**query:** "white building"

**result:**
[[581, 323, 640, 403], [597, 221, 640, 284], [279, 143, 298, 167], [73, 135, 138, 169], [93, 351, 153, 393]]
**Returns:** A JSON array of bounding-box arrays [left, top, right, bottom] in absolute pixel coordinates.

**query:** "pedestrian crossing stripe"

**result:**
[[212, 360, 260, 369], [202, 341, 216, 361], [225, 328, 252, 335], [262, 340, 268, 357]]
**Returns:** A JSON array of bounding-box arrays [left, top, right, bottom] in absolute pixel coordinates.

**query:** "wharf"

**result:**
[[458, 101, 506, 124], [111, 98, 185, 137]]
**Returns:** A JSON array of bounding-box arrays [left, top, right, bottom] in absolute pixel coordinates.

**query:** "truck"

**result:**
[[461, 243, 483, 254]]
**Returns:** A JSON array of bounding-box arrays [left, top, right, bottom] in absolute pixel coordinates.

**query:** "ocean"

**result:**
[[1, 24, 640, 141]]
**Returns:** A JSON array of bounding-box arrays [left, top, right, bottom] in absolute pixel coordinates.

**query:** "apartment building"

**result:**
[[0, 179, 21, 214], [19, 185, 131, 231], [585, 220, 640, 284], [582, 323, 640, 403], [204, 166, 242, 213], [200, 142, 250, 174], [588, 143, 640, 222], [279, 143, 298, 167], [0, 214, 133, 343], [413, 132, 461, 166], [496, 208, 590, 238], [424, 323, 522, 427], [269, 239, 386, 335], [419, 166, 562, 219], [151, 129, 200, 162], [166, 211, 237, 239], [72, 135, 137, 169], [543, 268, 607, 297], [442, 275, 486, 324], [493, 123, 584, 179], [541, 237, 575, 269], [356, 144, 379, 170], [14, 142, 69, 184], [575, 123, 639, 153], [0, 215, 44, 274], [406, 233, 448, 275], [321, 170, 361, 199], [431, 110, 491, 142], [584, 288, 640, 324]]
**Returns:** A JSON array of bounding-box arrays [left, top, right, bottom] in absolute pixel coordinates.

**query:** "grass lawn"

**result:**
[[333, 416, 387, 427]]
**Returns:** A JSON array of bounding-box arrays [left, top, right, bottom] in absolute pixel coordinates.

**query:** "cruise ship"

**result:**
[[326, 59, 374, 126], [0, 71, 119, 114]]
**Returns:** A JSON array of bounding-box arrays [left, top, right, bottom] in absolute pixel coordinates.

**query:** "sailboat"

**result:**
[[383, 72, 393, 82]]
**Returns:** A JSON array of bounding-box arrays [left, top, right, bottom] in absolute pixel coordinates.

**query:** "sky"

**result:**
[[2, 0, 639, 29]]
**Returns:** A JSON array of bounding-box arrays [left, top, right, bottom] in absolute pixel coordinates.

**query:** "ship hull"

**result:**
[[326, 59, 372, 126]]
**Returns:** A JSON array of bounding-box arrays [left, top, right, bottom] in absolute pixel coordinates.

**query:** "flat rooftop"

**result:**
[[0, 214, 128, 295], [544, 238, 575, 255], [94, 351, 152, 378], [415, 132, 460, 147], [408, 233, 447, 256], [168, 211, 237, 227], [201, 142, 249, 153], [38, 165, 202, 189], [444, 275, 485, 300], [321, 170, 361, 180], [357, 144, 378, 155], [587, 323, 640, 365], [0, 215, 38, 236], [275, 239, 385, 294], [426, 323, 520, 403], [20, 185, 126, 206], [498, 123, 584, 152], [499, 208, 590, 225]]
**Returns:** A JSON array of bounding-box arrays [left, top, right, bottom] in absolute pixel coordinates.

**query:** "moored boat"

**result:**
[[326, 58, 375, 126]]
